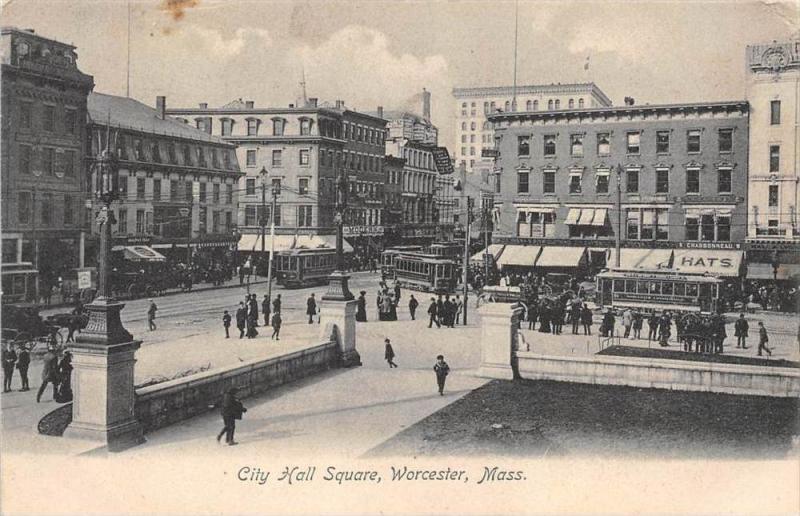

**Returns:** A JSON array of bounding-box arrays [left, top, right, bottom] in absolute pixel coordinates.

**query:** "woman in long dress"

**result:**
[[356, 291, 368, 322]]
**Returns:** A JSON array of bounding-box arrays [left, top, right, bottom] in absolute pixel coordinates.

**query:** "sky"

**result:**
[[2, 0, 796, 149]]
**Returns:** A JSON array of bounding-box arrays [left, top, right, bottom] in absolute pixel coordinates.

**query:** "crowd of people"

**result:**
[[1, 342, 72, 403]]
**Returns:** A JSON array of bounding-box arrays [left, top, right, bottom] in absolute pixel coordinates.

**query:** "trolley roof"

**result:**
[[596, 267, 724, 283]]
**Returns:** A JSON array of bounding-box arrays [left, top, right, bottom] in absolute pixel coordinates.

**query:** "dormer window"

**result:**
[[134, 138, 145, 161], [221, 118, 234, 136], [183, 145, 192, 165], [272, 118, 285, 136], [151, 142, 161, 163], [168, 143, 177, 163], [300, 118, 312, 136], [246, 118, 259, 136]]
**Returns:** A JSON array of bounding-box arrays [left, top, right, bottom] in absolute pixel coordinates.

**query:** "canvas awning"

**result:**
[[592, 208, 608, 225], [578, 209, 595, 225], [747, 263, 800, 280], [237, 234, 353, 253], [608, 248, 673, 269], [120, 246, 166, 262], [471, 244, 505, 263], [565, 208, 581, 225], [496, 245, 541, 267], [536, 246, 587, 268], [672, 249, 743, 277]]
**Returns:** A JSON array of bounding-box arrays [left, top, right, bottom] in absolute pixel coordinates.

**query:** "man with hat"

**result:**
[[147, 299, 158, 331], [36, 345, 60, 403], [217, 387, 247, 446]]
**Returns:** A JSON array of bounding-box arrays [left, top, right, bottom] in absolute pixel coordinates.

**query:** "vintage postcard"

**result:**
[[0, 0, 798, 514]]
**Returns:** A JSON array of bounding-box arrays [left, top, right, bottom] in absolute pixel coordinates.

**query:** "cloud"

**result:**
[[174, 25, 272, 59]]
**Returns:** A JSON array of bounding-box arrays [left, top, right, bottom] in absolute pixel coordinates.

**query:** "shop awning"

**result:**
[[536, 246, 587, 268], [578, 209, 595, 225], [748, 263, 800, 280], [238, 234, 353, 253], [496, 245, 541, 267], [608, 249, 673, 269], [592, 208, 608, 225], [565, 208, 581, 225], [471, 244, 505, 263], [121, 246, 166, 262], [672, 249, 743, 277]]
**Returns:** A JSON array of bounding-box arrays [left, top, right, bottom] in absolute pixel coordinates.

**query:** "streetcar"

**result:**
[[595, 268, 724, 314], [380, 245, 423, 280], [393, 252, 459, 294], [275, 247, 337, 288], [426, 241, 462, 261]]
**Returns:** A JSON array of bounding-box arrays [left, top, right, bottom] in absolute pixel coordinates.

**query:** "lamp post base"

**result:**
[[322, 270, 354, 301], [76, 297, 133, 346]]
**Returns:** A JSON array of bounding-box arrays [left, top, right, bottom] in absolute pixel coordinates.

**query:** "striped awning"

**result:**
[[496, 245, 541, 267]]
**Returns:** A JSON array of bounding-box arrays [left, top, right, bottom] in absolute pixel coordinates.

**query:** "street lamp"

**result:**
[[178, 206, 191, 267], [260, 166, 268, 280], [322, 169, 353, 301]]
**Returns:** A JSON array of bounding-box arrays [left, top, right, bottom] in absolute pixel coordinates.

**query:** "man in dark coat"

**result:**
[[757, 322, 771, 356], [235, 302, 247, 339], [222, 310, 232, 338], [408, 295, 418, 320], [2, 342, 17, 393], [443, 296, 454, 328], [436, 296, 444, 327], [734, 313, 749, 348], [248, 294, 259, 327], [384, 338, 397, 368], [307, 293, 317, 324], [647, 313, 659, 341], [36, 346, 59, 403], [216, 387, 246, 446], [393, 282, 401, 304], [356, 291, 368, 322], [714, 314, 727, 354], [433, 355, 450, 396], [581, 304, 593, 335], [272, 294, 282, 315], [658, 313, 671, 347], [262, 295, 271, 327], [601, 310, 615, 337], [16, 344, 30, 391], [428, 298, 439, 328]]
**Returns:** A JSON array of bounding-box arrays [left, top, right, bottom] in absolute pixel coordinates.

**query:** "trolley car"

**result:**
[[380, 245, 423, 280], [275, 248, 337, 288], [595, 268, 724, 314], [393, 253, 459, 293], [426, 241, 462, 261]]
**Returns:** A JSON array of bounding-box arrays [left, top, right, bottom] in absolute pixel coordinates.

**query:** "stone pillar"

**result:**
[[63, 340, 144, 452], [319, 297, 361, 367], [477, 302, 524, 379]]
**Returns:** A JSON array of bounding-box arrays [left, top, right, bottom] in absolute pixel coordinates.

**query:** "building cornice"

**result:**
[[452, 82, 612, 105]]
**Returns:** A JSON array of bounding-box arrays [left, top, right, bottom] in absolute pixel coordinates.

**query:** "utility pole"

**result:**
[[482, 194, 490, 282], [615, 164, 622, 267], [32, 186, 38, 301], [260, 168, 267, 280], [267, 179, 278, 303], [462, 196, 472, 325]]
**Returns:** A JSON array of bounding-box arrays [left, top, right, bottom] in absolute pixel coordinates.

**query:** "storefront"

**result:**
[[535, 246, 588, 274], [672, 249, 744, 278]]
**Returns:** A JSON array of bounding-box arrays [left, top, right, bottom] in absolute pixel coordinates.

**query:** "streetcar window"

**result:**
[[674, 283, 686, 297], [625, 280, 636, 293], [662, 282, 673, 295], [699, 284, 711, 300], [613, 280, 624, 292], [649, 282, 660, 294], [635, 281, 646, 294], [686, 283, 698, 297]]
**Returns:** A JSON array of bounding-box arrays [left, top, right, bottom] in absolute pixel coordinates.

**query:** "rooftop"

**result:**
[[1, 26, 76, 49], [452, 82, 612, 106], [88, 92, 233, 146]]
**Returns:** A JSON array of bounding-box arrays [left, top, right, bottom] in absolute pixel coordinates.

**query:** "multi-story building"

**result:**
[[487, 100, 750, 277], [452, 82, 612, 173], [1, 27, 94, 302], [86, 93, 241, 265], [382, 155, 405, 246], [166, 98, 386, 257]]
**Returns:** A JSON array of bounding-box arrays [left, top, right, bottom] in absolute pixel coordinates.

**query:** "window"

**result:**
[[199, 182, 207, 203], [198, 207, 207, 233], [768, 184, 779, 207], [578, 99, 584, 108], [569, 173, 582, 194], [2, 239, 18, 264], [461, 122, 466, 131], [461, 102, 467, 116], [570, 134, 583, 157], [718, 129, 733, 152], [555, 100, 560, 109], [245, 205, 257, 226], [43, 105, 55, 131], [543, 171, 555, 193], [626, 132, 640, 154], [470, 135, 475, 143], [153, 179, 161, 201], [119, 176, 128, 199], [212, 211, 221, 233], [299, 119, 311, 136], [517, 135, 530, 156], [517, 170, 529, 193], [170, 180, 179, 201], [655, 168, 669, 194], [470, 122, 476, 131], [152, 142, 161, 163], [135, 177, 145, 200], [272, 149, 282, 167], [183, 145, 192, 165], [686, 216, 699, 240], [272, 119, 284, 136], [769, 145, 780, 172], [118, 209, 127, 234], [767, 219, 779, 235], [656, 131, 670, 154], [185, 181, 193, 202], [568, 99, 574, 109], [701, 214, 715, 241], [197, 147, 206, 167], [548, 100, 554, 110], [246, 178, 256, 195], [299, 178, 309, 195], [64, 194, 74, 225], [297, 206, 313, 227], [18, 192, 31, 224], [64, 109, 76, 135], [717, 216, 731, 241], [134, 139, 144, 160], [686, 168, 700, 194], [225, 211, 233, 231], [596, 171, 609, 194], [504, 101, 510, 111], [223, 150, 230, 168], [627, 213, 639, 240], [299, 149, 309, 165], [626, 169, 639, 193], [770, 100, 781, 125], [246, 149, 256, 167], [687, 130, 701, 153], [221, 119, 233, 136], [717, 168, 732, 193], [597, 133, 610, 156], [168, 143, 177, 163], [19, 145, 31, 174], [526, 100, 532, 110], [461, 135, 467, 143], [470, 147, 475, 156], [226, 184, 233, 204], [484, 101, 490, 114], [41, 193, 53, 226], [213, 183, 220, 203], [211, 149, 219, 168], [543, 135, 556, 156], [20, 102, 32, 128], [43, 148, 54, 176]]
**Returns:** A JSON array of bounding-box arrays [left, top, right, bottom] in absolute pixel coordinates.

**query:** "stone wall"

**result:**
[[134, 341, 339, 433]]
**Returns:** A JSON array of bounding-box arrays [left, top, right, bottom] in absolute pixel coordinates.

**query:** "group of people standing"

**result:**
[[427, 294, 464, 329], [521, 296, 593, 335], [1, 342, 72, 403], [226, 293, 283, 340]]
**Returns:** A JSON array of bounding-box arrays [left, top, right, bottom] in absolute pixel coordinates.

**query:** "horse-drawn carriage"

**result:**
[[1, 303, 66, 353]]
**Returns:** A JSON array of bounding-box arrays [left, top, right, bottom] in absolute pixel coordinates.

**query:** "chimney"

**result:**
[[377, 106, 384, 119], [245, 100, 254, 109], [156, 96, 166, 120], [308, 97, 318, 107], [199, 102, 208, 109], [422, 88, 431, 120]]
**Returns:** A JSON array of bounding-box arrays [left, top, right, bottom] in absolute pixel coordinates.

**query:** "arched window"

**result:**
[[578, 98, 585, 108], [548, 100, 554, 110], [555, 100, 561, 109], [504, 101, 510, 111], [526, 100, 532, 111], [568, 98, 574, 108], [533, 100, 539, 111], [470, 122, 476, 130], [461, 122, 467, 130]]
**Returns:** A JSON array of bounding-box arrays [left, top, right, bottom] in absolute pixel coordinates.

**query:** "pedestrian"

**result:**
[[36, 345, 59, 403], [147, 299, 158, 331], [216, 387, 246, 446], [356, 291, 368, 322], [408, 295, 418, 320], [632, 311, 643, 339], [757, 322, 772, 356], [527, 301, 538, 331], [433, 354, 450, 396], [307, 293, 317, 324], [454, 295, 464, 325], [384, 338, 398, 368], [16, 344, 30, 392], [428, 297, 439, 328], [272, 294, 281, 315], [236, 302, 247, 339], [271, 312, 282, 340], [443, 296, 454, 328], [66, 315, 79, 343], [734, 313, 749, 348], [393, 281, 401, 304], [623, 309, 633, 338], [55, 352, 73, 403], [246, 299, 258, 339], [647, 313, 659, 341], [601, 310, 615, 337], [581, 304, 593, 335], [249, 294, 259, 327], [262, 295, 271, 327], [222, 310, 232, 338], [714, 314, 727, 354], [436, 296, 444, 327], [658, 313, 671, 347], [238, 266, 245, 285], [2, 342, 17, 393], [571, 298, 582, 334]]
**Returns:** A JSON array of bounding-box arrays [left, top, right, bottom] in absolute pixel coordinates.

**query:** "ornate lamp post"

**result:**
[[323, 170, 354, 301]]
